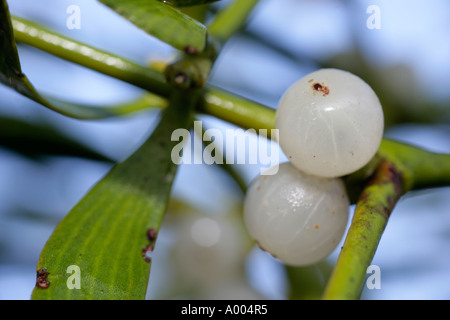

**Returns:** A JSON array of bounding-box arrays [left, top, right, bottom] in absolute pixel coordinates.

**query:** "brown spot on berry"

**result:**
[[312, 83, 330, 96], [257, 186, 261, 191], [331, 210, 335, 215], [314, 225, 319, 229], [308, 79, 314, 83]]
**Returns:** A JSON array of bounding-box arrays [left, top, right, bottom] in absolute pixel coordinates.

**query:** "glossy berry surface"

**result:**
[[275, 68, 384, 178], [244, 162, 349, 266]]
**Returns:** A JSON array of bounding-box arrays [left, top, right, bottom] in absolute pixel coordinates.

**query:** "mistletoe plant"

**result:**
[[1, 0, 449, 300]]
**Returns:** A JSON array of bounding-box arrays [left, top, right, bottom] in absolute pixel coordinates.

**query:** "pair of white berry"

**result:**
[[244, 69, 384, 266]]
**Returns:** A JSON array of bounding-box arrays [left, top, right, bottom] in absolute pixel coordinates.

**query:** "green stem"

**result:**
[[322, 139, 450, 299], [12, 16, 170, 97], [322, 161, 404, 300], [378, 139, 450, 191], [11, 15, 275, 128], [200, 89, 276, 136], [208, 0, 260, 44], [163, 37, 218, 88]]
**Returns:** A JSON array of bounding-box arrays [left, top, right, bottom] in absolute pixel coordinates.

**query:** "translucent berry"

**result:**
[[275, 68, 384, 178], [244, 162, 349, 266]]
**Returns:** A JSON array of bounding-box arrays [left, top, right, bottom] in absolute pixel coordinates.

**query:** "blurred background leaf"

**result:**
[[98, 0, 207, 51], [0, 116, 112, 162]]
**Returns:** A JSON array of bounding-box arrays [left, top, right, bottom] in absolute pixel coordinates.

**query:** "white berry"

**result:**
[[244, 162, 349, 266], [275, 68, 384, 178]]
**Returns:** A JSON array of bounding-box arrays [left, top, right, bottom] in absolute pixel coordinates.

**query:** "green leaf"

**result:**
[[31, 89, 198, 300], [322, 161, 404, 300], [162, 0, 220, 7], [0, 116, 112, 162], [0, 3, 164, 119], [98, 0, 207, 51], [0, 0, 27, 93]]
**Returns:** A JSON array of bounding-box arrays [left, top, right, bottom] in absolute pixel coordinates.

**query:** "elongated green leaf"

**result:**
[[0, 116, 112, 162], [31, 89, 198, 300], [162, 0, 219, 7], [99, 0, 206, 51], [0, 3, 165, 119], [0, 0, 26, 92]]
